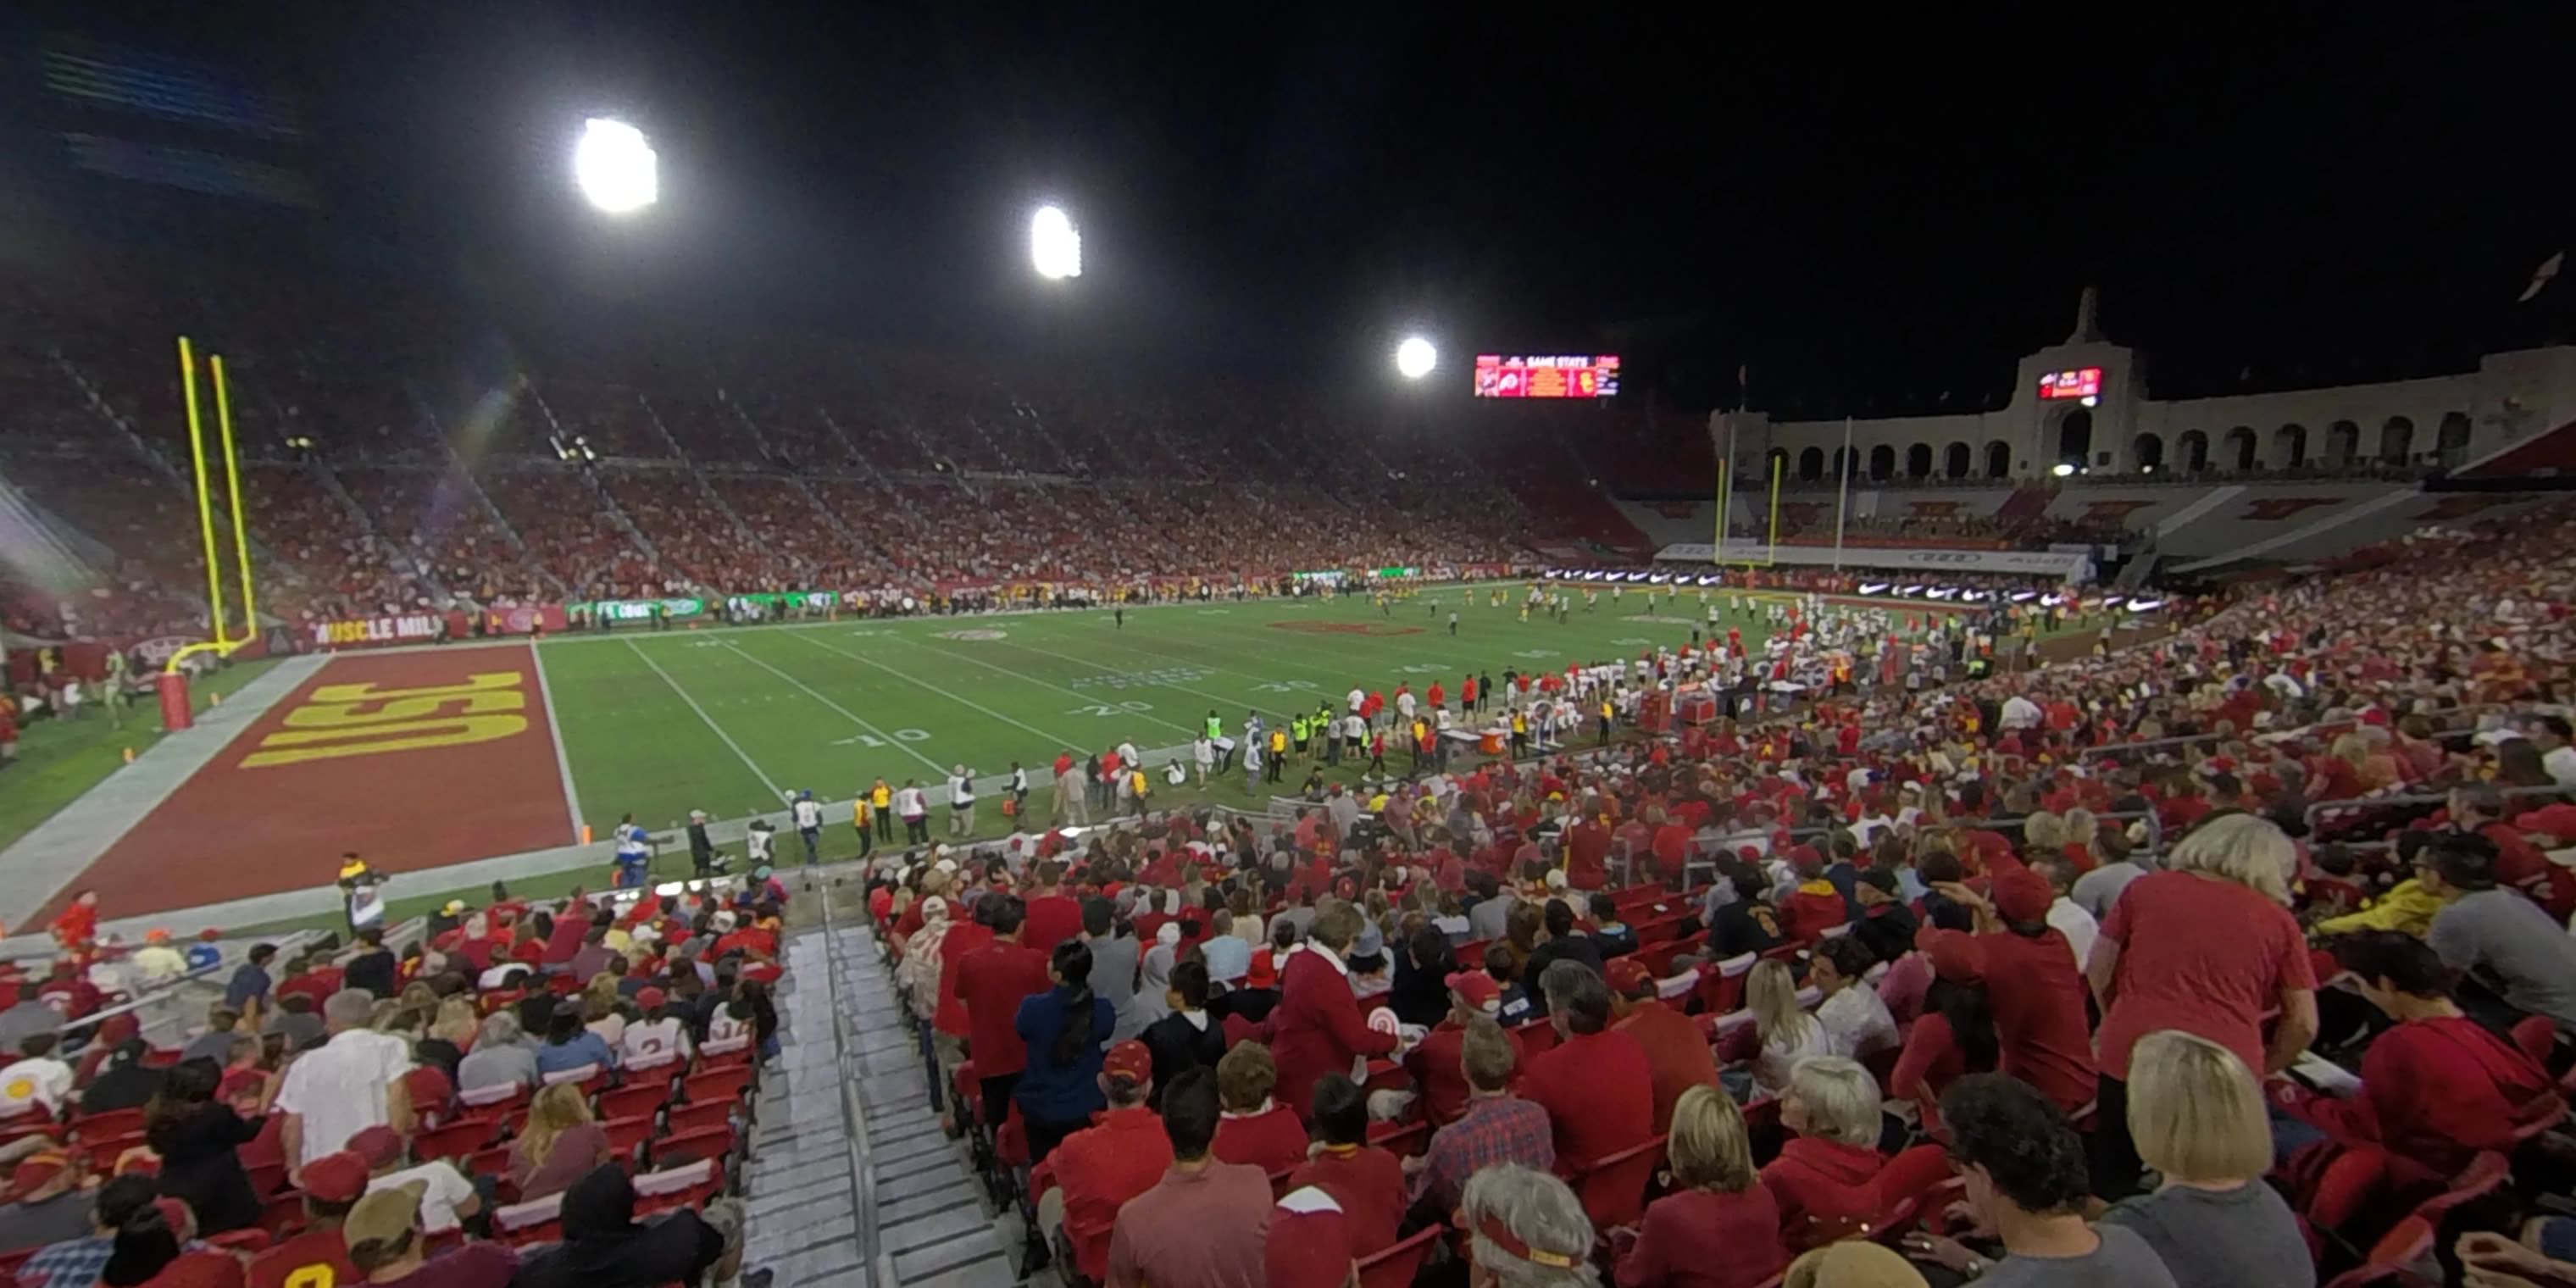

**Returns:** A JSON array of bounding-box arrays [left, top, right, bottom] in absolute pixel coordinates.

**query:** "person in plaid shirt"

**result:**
[[14, 1175, 162, 1288], [1405, 1014, 1554, 1224]]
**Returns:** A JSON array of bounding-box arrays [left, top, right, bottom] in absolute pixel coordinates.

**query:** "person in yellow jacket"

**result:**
[[853, 794, 874, 858], [1510, 710, 1530, 759], [2313, 877, 2451, 939], [1597, 697, 1615, 747], [869, 779, 893, 842], [1128, 765, 1151, 816]]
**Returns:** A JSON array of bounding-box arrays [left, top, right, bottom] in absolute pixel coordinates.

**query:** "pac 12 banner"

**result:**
[[1654, 542, 2094, 581]]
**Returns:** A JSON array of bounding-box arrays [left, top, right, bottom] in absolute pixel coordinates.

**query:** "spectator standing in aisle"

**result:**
[[1268, 904, 1397, 1118], [956, 897, 1052, 1114], [871, 779, 895, 842]]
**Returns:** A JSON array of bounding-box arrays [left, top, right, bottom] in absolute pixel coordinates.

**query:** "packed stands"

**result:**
[[0, 879, 796, 1287], [814, 498, 2576, 1287]]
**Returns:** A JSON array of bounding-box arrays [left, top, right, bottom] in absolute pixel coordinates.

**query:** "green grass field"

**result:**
[[535, 585, 1749, 840], [0, 658, 280, 853]]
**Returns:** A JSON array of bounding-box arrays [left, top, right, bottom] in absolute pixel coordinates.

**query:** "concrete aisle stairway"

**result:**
[[739, 881, 1019, 1288]]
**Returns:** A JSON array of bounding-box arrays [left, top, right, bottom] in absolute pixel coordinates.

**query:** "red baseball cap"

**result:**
[[1924, 932, 1985, 985], [1102, 1039, 1152, 1086], [636, 986, 669, 1010], [1246, 955, 1280, 991], [1990, 865, 2056, 924], [347, 1125, 405, 1169], [1602, 958, 1656, 999], [1444, 969, 1502, 1013], [300, 1152, 371, 1203]]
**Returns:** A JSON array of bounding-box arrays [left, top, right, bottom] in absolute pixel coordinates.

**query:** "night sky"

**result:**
[[16, 3, 2574, 418]]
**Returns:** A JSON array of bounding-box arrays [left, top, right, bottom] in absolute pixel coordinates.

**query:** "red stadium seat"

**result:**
[[663, 1098, 734, 1136], [1563, 1134, 1664, 1230], [208, 1228, 273, 1254], [1356, 1226, 1444, 1288], [413, 1118, 498, 1163], [684, 1064, 756, 1106], [1367, 1120, 1430, 1159], [652, 1124, 737, 1169], [602, 1113, 658, 1162], [598, 1081, 674, 1124], [256, 1191, 308, 1241], [70, 1107, 145, 1141]]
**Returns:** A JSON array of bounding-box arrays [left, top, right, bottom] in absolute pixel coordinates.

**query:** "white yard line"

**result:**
[[624, 639, 786, 798], [881, 635, 1201, 738], [783, 632, 1102, 756], [717, 640, 953, 777], [991, 636, 1291, 719], [528, 641, 586, 843]]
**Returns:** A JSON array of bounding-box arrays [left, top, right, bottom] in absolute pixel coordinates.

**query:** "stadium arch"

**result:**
[[2176, 430, 2209, 472], [1766, 446, 1790, 480], [2054, 408, 2094, 468], [2131, 432, 2163, 471], [1797, 447, 1824, 480], [2437, 411, 2473, 458], [1984, 440, 2011, 478], [1906, 442, 1933, 478], [1944, 441, 1971, 478], [2274, 424, 2308, 468], [2323, 419, 2360, 466], [2223, 425, 2259, 470], [1868, 444, 1896, 480], [2379, 416, 2413, 464]]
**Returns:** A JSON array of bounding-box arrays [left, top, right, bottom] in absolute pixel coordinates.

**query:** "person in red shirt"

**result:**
[[1757, 1055, 1887, 1241], [48, 891, 99, 952], [1403, 970, 1518, 1126], [1915, 864, 2095, 1117], [2454, 785, 2576, 920], [1211, 1041, 1309, 1174], [1613, 1084, 1786, 1288], [1264, 905, 1396, 1119], [2089, 813, 2318, 1196], [2285, 931, 2561, 1183], [1285, 1075, 1404, 1258], [955, 896, 1057, 1118], [1563, 816, 1613, 892], [1776, 847, 1847, 943], [248, 1150, 368, 1288], [1518, 960, 1653, 1167], [1603, 960, 1719, 1134], [1022, 861, 1086, 951], [1035, 1041, 1171, 1284]]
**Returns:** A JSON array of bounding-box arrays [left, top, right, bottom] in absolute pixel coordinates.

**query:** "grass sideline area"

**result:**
[[0, 658, 281, 857]]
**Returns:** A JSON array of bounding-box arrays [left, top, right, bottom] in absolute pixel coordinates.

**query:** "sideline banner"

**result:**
[[1652, 542, 2093, 581], [480, 604, 568, 636], [308, 613, 453, 649]]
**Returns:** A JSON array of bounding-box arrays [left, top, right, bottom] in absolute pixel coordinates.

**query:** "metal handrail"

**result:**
[[2305, 782, 2570, 836]]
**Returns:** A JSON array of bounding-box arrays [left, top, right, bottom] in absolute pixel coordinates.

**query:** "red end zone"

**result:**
[[65, 645, 573, 919]]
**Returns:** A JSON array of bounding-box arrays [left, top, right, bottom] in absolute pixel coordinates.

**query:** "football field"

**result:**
[[539, 586, 1741, 838], [28, 584, 1818, 924]]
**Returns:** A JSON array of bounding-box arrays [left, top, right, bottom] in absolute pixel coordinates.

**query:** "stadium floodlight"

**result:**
[[1395, 336, 1437, 380], [2051, 461, 2077, 477], [575, 118, 657, 214], [1031, 205, 1082, 280]]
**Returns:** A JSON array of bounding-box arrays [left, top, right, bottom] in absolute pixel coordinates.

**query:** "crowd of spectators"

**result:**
[[0, 877, 791, 1288], [847, 497, 2576, 1288]]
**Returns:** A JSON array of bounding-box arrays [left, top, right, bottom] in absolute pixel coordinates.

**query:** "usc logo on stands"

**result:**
[[241, 673, 530, 769]]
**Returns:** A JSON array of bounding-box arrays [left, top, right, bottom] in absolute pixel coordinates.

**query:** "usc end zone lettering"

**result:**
[[241, 673, 529, 769]]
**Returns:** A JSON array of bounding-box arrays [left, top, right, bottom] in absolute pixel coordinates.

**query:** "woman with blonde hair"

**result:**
[[2061, 808, 2101, 870], [2020, 811, 2067, 855], [415, 998, 480, 1076], [1759, 1057, 1887, 1242], [2099, 1030, 2313, 1288], [2086, 812, 2317, 1196], [1746, 959, 1830, 1095], [508, 1082, 613, 1201], [1614, 1084, 1786, 1288]]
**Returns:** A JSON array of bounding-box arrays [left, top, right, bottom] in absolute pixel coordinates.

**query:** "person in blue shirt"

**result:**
[[1013, 940, 1115, 1164], [534, 1001, 619, 1077]]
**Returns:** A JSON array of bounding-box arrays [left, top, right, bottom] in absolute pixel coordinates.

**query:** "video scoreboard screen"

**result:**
[[2036, 367, 2103, 400], [1474, 354, 1620, 399]]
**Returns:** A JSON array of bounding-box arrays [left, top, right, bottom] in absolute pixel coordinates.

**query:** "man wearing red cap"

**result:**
[[1918, 861, 2096, 1117], [1402, 971, 1516, 1126], [1604, 959, 1718, 1135], [1034, 1041, 1169, 1285], [1107, 1067, 1269, 1288], [247, 1152, 366, 1288]]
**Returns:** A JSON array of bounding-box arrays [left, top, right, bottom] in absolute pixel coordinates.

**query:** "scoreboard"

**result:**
[[2036, 367, 2103, 401], [1474, 354, 1620, 399]]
